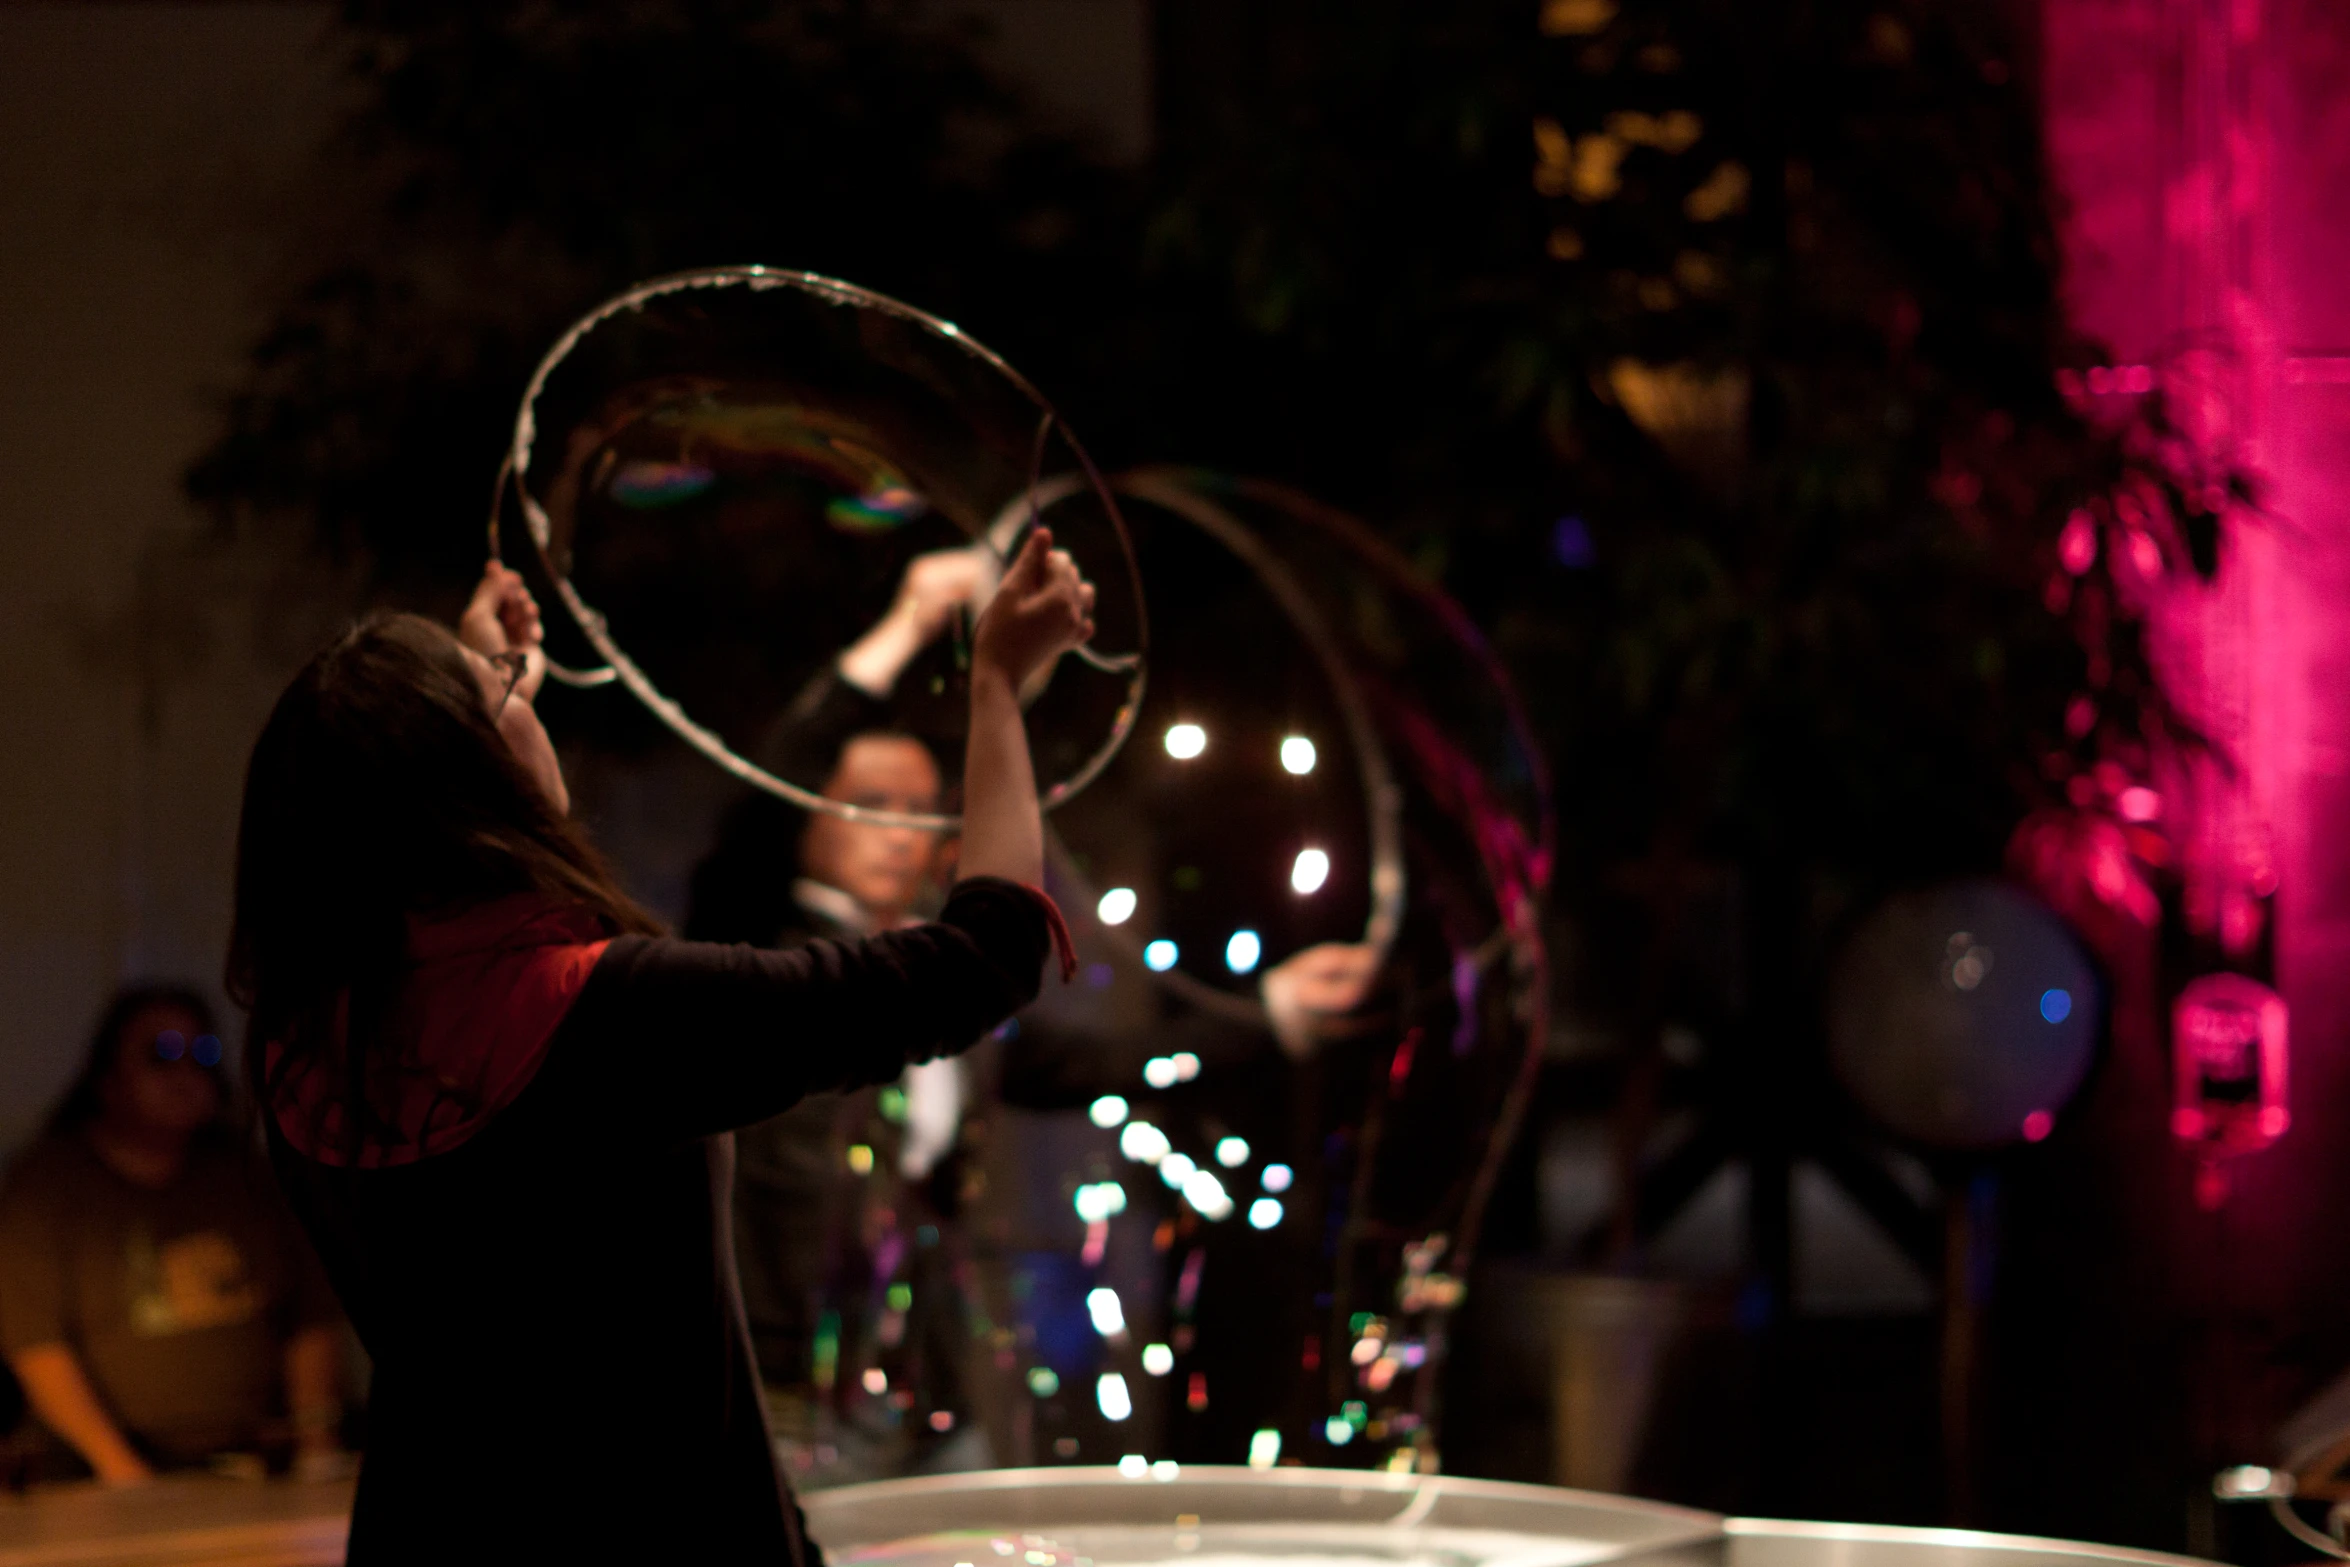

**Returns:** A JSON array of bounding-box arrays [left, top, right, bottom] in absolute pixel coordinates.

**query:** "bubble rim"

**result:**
[[494, 264, 1148, 831], [1033, 470, 1408, 1027]]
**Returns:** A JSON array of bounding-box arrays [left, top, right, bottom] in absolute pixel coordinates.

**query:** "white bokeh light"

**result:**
[[1280, 735, 1317, 775], [1098, 1373, 1133, 1422], [1164, 723, 1207, 760], [1088, 1094, 1129, 1128], [1097, 887, 1138, 926], [1248, 1197, 1284, 1230], [1225, 930, 1262, 974], [1215, 1136, 1250, 1167], [1144, 940, 1179, 972], [1119, 1121, 1171, 1164], [1291, 848, 1331, 895]]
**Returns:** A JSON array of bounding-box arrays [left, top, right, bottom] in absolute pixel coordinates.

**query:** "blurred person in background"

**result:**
[[692, 546, 1381, 1475], [0, 984, 345, 1484], [690, 545, 997, 1484]]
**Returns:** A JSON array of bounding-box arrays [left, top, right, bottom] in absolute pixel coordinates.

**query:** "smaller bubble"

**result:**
[[1027, 1366, 1061, 1398]]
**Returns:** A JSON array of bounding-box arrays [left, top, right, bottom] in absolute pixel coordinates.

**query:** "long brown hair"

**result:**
[[228, 612, 660, 1160]]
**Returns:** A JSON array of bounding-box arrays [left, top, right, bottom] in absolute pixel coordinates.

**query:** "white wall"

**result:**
[[0, 3, 345, 1150]]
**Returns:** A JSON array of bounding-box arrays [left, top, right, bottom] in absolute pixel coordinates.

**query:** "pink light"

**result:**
[[2284, 356, 2350, 384], [2117, 786, 2162, 822], [2022, 1109, 2055, 1142], [2059, 509, 2098, 574]]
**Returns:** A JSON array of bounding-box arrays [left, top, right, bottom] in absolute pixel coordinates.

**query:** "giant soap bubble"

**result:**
[[1015, 468, 1553, 1471], [496, 267, 1146, 829]]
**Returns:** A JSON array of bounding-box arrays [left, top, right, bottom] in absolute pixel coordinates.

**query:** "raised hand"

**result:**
[[971, 530, 1095, 694], [457, 562, 547, 703], [1261, 942, 1382, 1060], [839, 545, 1001, 696]]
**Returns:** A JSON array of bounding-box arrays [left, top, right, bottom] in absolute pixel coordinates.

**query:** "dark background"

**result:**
[[5, 1, 2350, 1555]]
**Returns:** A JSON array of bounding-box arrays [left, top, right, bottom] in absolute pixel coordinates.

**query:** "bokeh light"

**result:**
[[1248, 1197, 1284, 1230], [1144, 940, 1179, 971], [1291, 848, 1331, 894], [1261, 1163, 1294, 1193], [1143, 1056, 1180, 1089], [1165, 723, 1207, 760], [1098, 1373, 1133, 1422], [1280, 735, 1318, 775], [1097, 887, 1138, 926], [1225, 929, 1263, 974], [1119, 1122, 1171, 1164], [1087, 1287, 1127, 1337], [1089, 1094, 1130, 1128], [1141, 1343, 1175, 1376], [1216, 1135, 1250, 1167]]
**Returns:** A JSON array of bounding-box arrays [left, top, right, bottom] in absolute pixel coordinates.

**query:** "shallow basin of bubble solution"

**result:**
[[803, 1467, 1721, 1567], [801, 1468, 2219, 1567]]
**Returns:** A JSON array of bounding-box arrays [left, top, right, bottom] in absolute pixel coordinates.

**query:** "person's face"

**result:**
[[100, 1004, 221, 1138], [462, 645, 570, 816], [799, 735, 948, 924]]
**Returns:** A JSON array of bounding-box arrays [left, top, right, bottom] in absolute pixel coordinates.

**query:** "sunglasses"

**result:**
[[153, 1030, 223, 1067]]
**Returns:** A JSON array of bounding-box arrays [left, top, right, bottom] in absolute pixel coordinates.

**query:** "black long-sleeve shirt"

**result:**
[[269, 879, 1049, 1566]]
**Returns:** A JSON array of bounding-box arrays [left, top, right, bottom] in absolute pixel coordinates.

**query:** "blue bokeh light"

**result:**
[[1551, 514, 1596, 568], [2040, 988, 2073, 1024], [1144, 940, 1179, 973]]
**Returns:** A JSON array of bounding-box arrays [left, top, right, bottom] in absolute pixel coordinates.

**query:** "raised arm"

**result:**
[[958, 529, 1093, 889]]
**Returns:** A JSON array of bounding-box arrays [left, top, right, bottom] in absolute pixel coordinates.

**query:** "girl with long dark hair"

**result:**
[[231, 534, 1092, 1562]]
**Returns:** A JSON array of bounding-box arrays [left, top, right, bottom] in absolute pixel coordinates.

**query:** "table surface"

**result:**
[[0, 1477, 352, 1567]]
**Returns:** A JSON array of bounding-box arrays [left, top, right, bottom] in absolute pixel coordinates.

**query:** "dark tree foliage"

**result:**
[[191, 0, 2221, 1018], [189, 0, 1133, 597]]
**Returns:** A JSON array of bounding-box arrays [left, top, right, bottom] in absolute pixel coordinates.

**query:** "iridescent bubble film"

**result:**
[[504, 268, 1146, 827]]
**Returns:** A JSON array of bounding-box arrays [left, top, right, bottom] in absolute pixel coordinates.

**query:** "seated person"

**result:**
[[0, 985, 344, 1482]]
